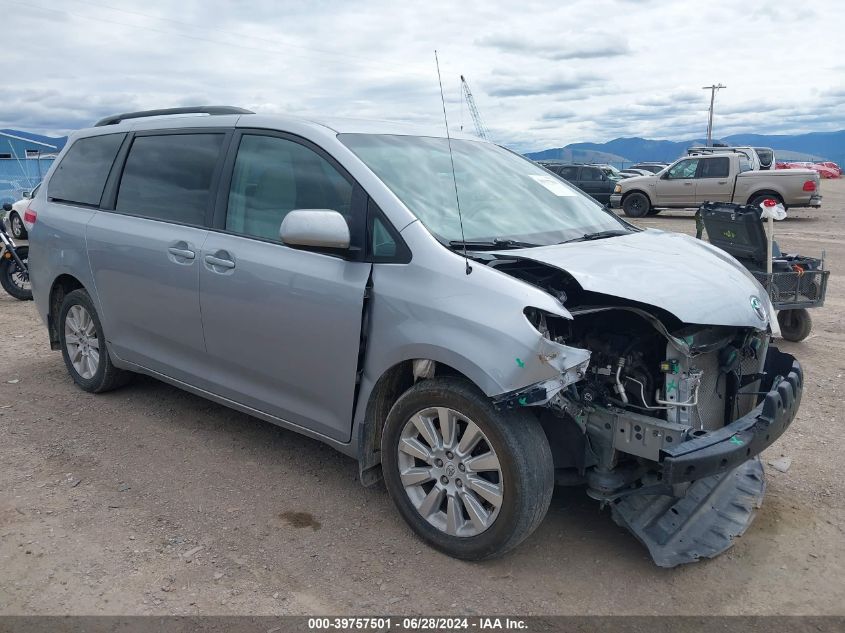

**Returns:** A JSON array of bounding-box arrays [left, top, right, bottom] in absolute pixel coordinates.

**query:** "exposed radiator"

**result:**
[[665, 335, 769, 432], [690, 350, 726, 431]]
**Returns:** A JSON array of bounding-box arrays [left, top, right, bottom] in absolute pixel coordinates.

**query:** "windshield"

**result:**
[[339, 134, 628, 246], [598, 165, 623, 179]]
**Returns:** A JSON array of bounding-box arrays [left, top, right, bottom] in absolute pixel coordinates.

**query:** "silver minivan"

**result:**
[[28, 107, 802, 566]]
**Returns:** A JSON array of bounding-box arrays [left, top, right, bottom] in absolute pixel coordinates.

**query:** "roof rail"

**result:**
[[687, 146, 751, 154], [94, 106, 254, 127]]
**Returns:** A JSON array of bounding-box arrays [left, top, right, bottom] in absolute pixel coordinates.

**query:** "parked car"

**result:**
[[28, 106, 801, 566], [619, 168, 653, 178], [629, 162, 668, 174], [611, 152, 822, 217], [590, 163, 626, 180], [778, 161, 841, 179], [537, 162, 618, 204], [815, 161, 842, 176], [3, 183, 39, 239]]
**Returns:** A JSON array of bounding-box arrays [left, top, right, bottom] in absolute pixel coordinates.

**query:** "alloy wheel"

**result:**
[[11, 215, 24, 238], [64, 305, 100, 379], [397, 407, 503, 537]]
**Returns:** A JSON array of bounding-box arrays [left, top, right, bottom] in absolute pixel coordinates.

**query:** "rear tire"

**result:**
[[0, 247, 32, 300], [9, 212, 27, 239], [622, 192, 651, 218], [381, 377, 554, 560], [59, 289, 132, 392], [778, 309, 812, 342]]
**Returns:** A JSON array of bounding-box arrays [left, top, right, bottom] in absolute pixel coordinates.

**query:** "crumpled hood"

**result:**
[[500, 229, 775, 330]]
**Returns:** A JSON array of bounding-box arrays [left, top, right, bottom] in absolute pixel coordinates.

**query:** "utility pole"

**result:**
[[702, 83, 726, 146]]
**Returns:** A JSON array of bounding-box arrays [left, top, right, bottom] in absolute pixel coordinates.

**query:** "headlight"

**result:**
[[614, 184, 622, 193]]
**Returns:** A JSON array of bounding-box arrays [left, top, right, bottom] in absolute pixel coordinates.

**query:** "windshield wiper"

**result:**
[[559, 229, 632, 244], [448, 238, 540, 250]]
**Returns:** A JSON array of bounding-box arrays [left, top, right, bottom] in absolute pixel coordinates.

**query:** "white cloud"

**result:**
[[2, 0, 843, 152]]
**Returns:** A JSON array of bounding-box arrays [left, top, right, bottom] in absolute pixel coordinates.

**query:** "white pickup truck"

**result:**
[[610, 152, 822, 217]]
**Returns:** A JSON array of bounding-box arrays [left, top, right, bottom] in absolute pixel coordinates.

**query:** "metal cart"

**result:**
[[697, 201, 829, 342]]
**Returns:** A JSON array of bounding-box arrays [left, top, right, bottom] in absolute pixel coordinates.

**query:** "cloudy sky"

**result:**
[[2, 0, 844, 152]]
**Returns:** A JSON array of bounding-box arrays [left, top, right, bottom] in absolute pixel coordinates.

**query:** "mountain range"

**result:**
[[524, 129, 845, 165]]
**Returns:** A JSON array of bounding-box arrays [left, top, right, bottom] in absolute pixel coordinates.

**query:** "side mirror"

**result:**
[[280, 209, 350, 250], [2, 203, 12, 212], [22, 191, 31, 199]]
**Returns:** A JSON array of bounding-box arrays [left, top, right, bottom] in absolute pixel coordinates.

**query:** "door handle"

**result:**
[[684, 182, 693, 186], [717, 180, 727, 184], [204, 254, 235, 269], [168, 247, 195, 259]]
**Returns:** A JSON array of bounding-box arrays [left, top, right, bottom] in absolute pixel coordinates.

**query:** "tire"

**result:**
[[0, 246, 32, 301], [646, 209, 662, 216], [9, 212, 27, 239], [381, 377, 554, 560], [59, 288, 132, 392], [622, 192, 651, 218], [778, 309, 812, 342]]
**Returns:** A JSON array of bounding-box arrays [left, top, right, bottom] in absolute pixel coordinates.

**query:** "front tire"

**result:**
[[778, 309, 812, 342], [59, 289, 132, 392], [381, 377, 554, 560], [622, 192, 651, 218]]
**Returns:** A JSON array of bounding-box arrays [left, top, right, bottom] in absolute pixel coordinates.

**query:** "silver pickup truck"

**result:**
[[610, 152, 822, 217]]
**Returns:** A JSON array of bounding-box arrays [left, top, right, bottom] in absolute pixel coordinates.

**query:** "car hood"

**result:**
[[618, 174, 656, 187], [498, 229, 775, 330]]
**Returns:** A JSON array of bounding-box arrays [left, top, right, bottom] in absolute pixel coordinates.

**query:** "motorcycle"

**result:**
[[0, 202, 32, 301]]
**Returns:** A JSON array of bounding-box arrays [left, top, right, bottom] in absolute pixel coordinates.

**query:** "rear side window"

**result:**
[[699, 157, 730, 178], [116, 134, 224, 225], [580, 167, 602, 181], [49, 133, 126, 206], [557, 166, 579, 180]]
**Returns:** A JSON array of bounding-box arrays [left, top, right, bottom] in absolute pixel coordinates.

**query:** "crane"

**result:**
[[460, 75, 490, 141]]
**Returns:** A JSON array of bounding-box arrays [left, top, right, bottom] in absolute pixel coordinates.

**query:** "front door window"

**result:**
[[666, 159, 699, 180], [226, 135, 354, 242]]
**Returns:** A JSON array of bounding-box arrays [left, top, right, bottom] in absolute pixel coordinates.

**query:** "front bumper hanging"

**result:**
[[660, 347, 802, 483], [611, 347, 801, 567]]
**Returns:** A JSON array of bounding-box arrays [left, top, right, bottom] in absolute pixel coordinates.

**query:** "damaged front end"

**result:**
[[483, 255, 802, 567]]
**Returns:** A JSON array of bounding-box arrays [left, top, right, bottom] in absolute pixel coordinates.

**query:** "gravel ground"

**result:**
[[1, 180, 843, 616]]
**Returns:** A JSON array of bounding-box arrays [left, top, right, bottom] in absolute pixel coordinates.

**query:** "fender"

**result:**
[[746, 189, 783, 205]]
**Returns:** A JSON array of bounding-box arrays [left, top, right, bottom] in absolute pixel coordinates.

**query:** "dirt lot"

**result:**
[[1, 180, 844, 616]]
